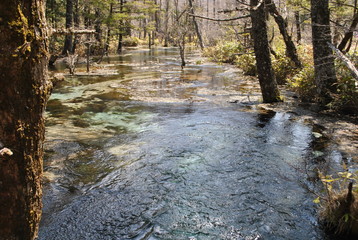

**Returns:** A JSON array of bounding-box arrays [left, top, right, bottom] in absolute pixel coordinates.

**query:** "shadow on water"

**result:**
[[256, 110, 276, 128], [39, 47, 347, 240]]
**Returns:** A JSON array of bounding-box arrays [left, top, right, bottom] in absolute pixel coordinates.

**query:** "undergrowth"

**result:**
[[203, 41, 243, 64], [315, 168, 358, 237]]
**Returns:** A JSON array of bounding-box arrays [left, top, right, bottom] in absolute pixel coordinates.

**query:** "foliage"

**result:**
[[235, 53, 257, 76], [330, 58, 358, 114], [287, 66, 316, 101], [286, 45, 317, 101], [203, 41, 243, 64], [315, 168, 358, 237], [122, 36, 140, 47], [271, 51, 300, 85]]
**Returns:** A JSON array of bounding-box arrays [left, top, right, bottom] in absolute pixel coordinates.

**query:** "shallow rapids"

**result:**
[[39, 48, 337, 240]]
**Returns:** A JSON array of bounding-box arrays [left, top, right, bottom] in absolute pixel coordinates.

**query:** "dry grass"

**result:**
[[320, 183, 358, 237]]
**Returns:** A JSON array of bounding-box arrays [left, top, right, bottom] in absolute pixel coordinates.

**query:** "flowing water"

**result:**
[[39, 48, 339, 239]]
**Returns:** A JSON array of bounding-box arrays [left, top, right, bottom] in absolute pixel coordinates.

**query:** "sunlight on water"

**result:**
[[40, 48, 332, 240]]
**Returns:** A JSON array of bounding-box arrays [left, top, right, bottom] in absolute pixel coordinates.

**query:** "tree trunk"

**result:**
[[143, 18, 148, 39], [0, 0, 52, 239], [105, 3, 114, 54], [164, 0, 170, 47], [117, 0, 125, 54], [179, 35, 186, 69], [148, 32, 152, 49], [154, 0, 160, 37], [72, 0, 80, 53], [95, 8, 103, 46], [62, 0, 74, 55], [188, 0, 205, 49], [265, 0, 302, 69], [250, 0, 281, 103], [311, 0, 337, 101], [295, 11, 301, 44]]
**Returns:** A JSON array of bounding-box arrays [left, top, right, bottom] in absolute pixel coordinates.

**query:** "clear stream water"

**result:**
[[39, 48, 341, 239]]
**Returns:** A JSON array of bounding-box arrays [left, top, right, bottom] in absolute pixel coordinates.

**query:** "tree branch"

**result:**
[[328, 42, 358, 87], [187, 13, 251, 22], [50, 28, 96, 36], [218, 7, 249, 13]]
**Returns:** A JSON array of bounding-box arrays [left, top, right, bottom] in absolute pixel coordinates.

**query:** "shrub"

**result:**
[[287, 66, 316, 102], [235, 53, 257, 76], [331, 60, 358, 114], [272, 53, 299, 85], [203, 41, 243, 64], [122, 36, 140, 47], [315, 170, 358, 237]]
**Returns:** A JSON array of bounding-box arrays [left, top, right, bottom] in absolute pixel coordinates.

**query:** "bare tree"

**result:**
[[188, 0, 205, 49], [265, 0, 302, 69], [250, 0, 281, 102]]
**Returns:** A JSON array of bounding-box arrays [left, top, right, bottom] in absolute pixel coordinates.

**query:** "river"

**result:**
[[39, 47, 338, 239]]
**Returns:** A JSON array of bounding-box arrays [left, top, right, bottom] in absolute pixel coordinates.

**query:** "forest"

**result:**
[[0, 0, 358, 239]]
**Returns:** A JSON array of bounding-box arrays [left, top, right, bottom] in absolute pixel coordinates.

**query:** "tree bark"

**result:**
[[310, 0, 337, 101], [0, 0, 52, 239], [62, 0, 74, 55], [250, 0, 281, 103], [154, 0, 160, 38], [179, 35, 186, 69], [295, 11, 301, 44], [72, 0, 80, 53], [188, 0, 205, 49], [164, 0, 170, 47], [105, 3, 114, 54], [117, 0, 124, 54], [95, 8, 103, 46], [265, 0, 302, 69]]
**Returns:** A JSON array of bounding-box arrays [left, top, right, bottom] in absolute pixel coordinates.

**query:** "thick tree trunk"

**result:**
[[310, 0, 337, 101], [265, 0, 302, 69], [188, 0, 205, 49], [62, 0, 74, 55], [250, 0, 281, 103], [0, 0, 52, 239]]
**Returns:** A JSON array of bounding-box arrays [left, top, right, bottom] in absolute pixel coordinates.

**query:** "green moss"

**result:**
[[8, 5, 35, 56]]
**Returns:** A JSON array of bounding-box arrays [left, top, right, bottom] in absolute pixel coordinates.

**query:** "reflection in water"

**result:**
[[40, 48, 332, 240], [256, 110, 276, 128]]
